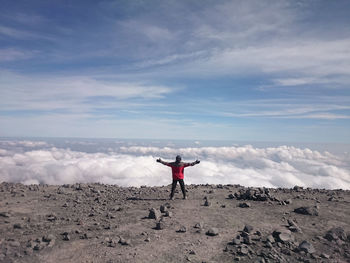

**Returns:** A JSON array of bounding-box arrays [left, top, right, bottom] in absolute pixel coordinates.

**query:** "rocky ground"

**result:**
[[0, 182, 349, 263]]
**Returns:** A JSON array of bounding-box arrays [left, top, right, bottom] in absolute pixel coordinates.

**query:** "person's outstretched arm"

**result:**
[[184, 160, 200, 167], [156, 158, 170, 166]]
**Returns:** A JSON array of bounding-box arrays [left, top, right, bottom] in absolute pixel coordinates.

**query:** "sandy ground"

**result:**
[[0, 182, 349, 263]]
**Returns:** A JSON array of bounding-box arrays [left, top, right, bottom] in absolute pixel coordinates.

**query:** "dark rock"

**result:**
[[177, 226, 187, 233], [119, 237, 130, 246], [33, 243, 42, 251], [47, 213, 57, 221], [206, 228, 219, 236], [155, 221, 164, 230], [239, 202, 251, 208], [294, 206, 319, 216], [204, 199, 211, 206], [228, 194, 235, 199], [164, 211, 172, 217], [160, 205, 167, 213], [62, 232, 70, 241], [194, 222, 203, 229], [148, 208, 161, 220], [0, 212, 10, 218], [298, 240, 315, 254], [13, 223, 22, 229], [42, 234, 55, 243], [285, 199, 292, 204], [293, 186, 303, 192], [243, 235, 251, 245], [324, 227, 347, 241], [243, 225, 254, 233]]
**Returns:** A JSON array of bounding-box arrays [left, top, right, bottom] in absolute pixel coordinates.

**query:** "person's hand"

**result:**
[[195, 160, 200, 164], [156, 158, 162, 163]]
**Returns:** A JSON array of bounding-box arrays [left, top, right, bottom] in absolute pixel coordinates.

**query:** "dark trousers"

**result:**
[[170, 179, 186, 198]]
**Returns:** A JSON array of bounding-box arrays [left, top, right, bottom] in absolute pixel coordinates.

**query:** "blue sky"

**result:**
[[1, 0, 350, 142]]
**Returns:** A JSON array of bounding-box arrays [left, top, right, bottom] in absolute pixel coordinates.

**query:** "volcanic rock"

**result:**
[[294, 206, 319, 216], [177, 226, 187, 233], [194, 222, 203, 229], [206, 228, 219, 236], [119, 237, 130, 246], [155, 221, 164, 230], [298, 240, 315, 254], [273, 228, 294, 243], [324, 227, 347, 241], [243, 225, 254, 233], [148, 208, 161, 220], [239, 202, 251, 208]]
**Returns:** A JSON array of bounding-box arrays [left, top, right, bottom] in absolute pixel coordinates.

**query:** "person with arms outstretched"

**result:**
[[157, 155, 200, 200]]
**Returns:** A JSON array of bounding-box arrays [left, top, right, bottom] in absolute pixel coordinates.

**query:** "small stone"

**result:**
[[164, 211, 172, 217], [178, 226, 187, 233], [239, 202, 251, 208], [228, 194, 235, 199], [243, 225, 254, 233], [144, 237, 150, 242], [62, 232, 70, 241], [155, 221, 164, 230], [13, 223, 22, 229], [298, 240, 315, 254], [206, 228, 219, 236], [266, 235, 275, 243], [119, 237, 130, 246], [42, 234, 55, 242], [243, 235, 251, 245], [194, 222, 203, 229], [0, 212, 10, 218], [204, 200, 211, 206], [160, 205, 167, 213], [148, 208, 162, 220], [320, 253, 330, 259], [232, 238, 241, 245], [239, 245, 249, 255], [33, 243, 41, 251]]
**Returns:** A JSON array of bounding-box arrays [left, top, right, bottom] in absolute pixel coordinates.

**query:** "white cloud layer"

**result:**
[[0, 142, 349, 189]]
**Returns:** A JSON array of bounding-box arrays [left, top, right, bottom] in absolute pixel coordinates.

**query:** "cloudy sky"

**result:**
[[1, 0, 350, 142]]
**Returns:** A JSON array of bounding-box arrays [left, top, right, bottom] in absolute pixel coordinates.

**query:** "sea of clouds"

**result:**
[[0, 139, 349, 189]]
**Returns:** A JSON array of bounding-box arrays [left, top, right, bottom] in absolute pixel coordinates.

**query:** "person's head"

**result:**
[[175, 155, 181, 163]]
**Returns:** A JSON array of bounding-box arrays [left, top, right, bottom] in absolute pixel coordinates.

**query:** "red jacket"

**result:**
[[165, 162, 193, 180]]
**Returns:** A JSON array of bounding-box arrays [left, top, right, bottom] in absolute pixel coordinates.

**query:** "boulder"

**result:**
[[273, 228, 294, 243], [294, 206, 319, 216], [324, 227, 347, 241], [298, 240, 315, 254]]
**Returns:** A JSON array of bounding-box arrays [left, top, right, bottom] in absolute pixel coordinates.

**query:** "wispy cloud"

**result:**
[[0, 71, 174, 112]]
